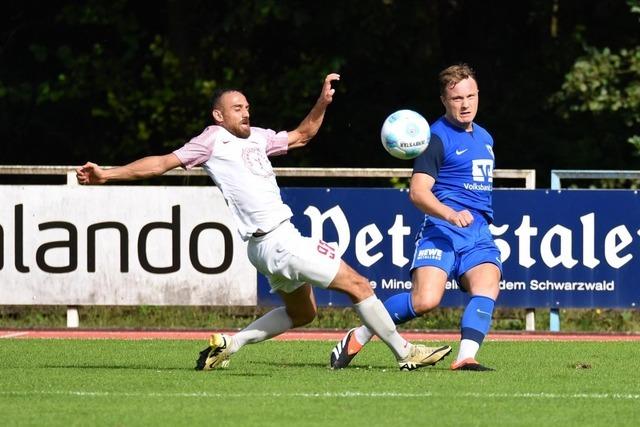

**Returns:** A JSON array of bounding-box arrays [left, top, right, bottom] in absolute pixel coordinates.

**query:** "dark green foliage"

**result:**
[[2, 1, 639, 186]]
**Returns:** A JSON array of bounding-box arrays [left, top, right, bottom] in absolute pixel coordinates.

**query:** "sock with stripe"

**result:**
[[383, 292, 419, 324], [455, 295, 495, 362]]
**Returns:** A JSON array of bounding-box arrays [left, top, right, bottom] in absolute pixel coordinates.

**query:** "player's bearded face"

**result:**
[[441, 77, 479, 131], [214, 92, 251, 138]]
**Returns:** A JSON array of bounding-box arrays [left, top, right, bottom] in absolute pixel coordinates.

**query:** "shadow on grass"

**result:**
[[38, 364, 273, 377], [40, 364, 191, 371], [248, 361, 331, 369], [244, 360, 431, 371], [243, 359, 454, 371]]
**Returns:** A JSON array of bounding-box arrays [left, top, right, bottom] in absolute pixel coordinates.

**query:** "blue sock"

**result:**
[[383, 292, 418, 325], [460, 296, 495, 345]]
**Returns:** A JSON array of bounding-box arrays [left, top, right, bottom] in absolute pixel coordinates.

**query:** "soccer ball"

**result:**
[[380, 109, 431, 160]]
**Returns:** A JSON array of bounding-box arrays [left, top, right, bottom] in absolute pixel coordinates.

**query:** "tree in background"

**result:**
[[1, 0, 638, 185], [551, 0, 640, 156], [1, 1, 296, 164]]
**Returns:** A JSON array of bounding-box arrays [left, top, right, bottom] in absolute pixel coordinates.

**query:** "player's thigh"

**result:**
[[249, 223, 340, 293], [460, 263, 501, 299], [278, 284, 317, 327], [411, 233, 456, 275], [411, 266, 447, 312], [282, 236, 341, 289]]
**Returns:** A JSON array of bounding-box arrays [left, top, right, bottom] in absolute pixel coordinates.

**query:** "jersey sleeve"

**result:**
[[412, 134, 444, 179], [173, 127, 216, 169], [251, 127, 289, 157]]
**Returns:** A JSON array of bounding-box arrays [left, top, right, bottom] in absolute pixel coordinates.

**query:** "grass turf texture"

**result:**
[[1, 340, 638, 426]]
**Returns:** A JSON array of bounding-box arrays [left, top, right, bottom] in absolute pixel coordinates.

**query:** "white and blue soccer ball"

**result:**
[[380, 109, 431, 160]]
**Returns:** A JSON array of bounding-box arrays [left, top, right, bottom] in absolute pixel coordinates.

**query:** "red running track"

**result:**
[[1, 329, 639, 341]]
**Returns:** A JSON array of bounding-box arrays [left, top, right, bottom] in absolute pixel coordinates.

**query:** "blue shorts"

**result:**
[[410, 215, 502, 284]]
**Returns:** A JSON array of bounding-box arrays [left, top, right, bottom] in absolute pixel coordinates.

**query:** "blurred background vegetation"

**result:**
[[2, 305, 640, 332], [2, 0, 639, 187]]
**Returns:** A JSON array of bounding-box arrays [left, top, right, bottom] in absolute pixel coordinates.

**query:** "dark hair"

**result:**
[[438, 63, 477, 95], [210, 88, 243, 111]]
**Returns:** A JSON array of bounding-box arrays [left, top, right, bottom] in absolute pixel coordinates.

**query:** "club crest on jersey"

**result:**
[[242, 146, 275, 178]]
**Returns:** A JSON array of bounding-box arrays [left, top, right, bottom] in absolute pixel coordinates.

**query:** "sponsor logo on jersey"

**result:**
[[416, 248, 443, 261]]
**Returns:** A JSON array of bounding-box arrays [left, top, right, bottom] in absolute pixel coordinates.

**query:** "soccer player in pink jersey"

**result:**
[[76, 73, 451, 371]]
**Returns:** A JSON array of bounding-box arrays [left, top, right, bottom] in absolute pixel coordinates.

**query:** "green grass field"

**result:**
[[1, 339, 638, 426]]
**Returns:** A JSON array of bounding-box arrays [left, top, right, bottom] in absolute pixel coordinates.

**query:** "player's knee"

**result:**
[[471, 281, 500, 300], [349, 274, 373, 300], [411, 292, 442, 314], [339, 275, 373, 303], [329, 265, 373, 302]]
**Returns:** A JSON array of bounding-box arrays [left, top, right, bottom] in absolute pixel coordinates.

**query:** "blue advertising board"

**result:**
[[258, 189, 640, 309]]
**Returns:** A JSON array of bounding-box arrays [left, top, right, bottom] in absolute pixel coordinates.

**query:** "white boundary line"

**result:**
[[0, 332, 29, 339], [0, 390, 638, 400]]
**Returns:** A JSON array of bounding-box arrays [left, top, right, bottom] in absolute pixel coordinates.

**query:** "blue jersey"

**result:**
[[413, 116, 495, 222]]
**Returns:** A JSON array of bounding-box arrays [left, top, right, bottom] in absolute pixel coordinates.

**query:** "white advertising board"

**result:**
[[0, 185, 256, 305]]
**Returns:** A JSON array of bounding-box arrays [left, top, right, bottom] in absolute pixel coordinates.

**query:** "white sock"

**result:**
[[354, 325, 374, 345], [353, 295, 410, 360], [229, 307, 293, 353], [456, 339, 480, 362]]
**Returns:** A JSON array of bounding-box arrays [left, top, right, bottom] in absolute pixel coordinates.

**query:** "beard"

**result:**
[[224, 121, 251, 138], [236, 126, 251, 138]]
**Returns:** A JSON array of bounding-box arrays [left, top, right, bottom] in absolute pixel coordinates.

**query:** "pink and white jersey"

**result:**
[[173, 125, 292, 240]]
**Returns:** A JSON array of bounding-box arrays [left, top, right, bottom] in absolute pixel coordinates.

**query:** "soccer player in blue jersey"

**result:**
[[330, 63, 501, 371]]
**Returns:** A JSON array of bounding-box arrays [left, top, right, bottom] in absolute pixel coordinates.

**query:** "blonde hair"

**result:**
[[439, 63, 477, 95]]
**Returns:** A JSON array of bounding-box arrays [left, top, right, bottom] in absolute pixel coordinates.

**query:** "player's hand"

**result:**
[[446, 209, 474, 227], [76, 162, 106, 185], [318, 73, 340, 105]]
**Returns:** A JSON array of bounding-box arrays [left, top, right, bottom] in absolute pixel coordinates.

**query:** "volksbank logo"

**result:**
[[472, 159, 493, 183], [463, 182, 492, 191], [464, 159, 493, 191]]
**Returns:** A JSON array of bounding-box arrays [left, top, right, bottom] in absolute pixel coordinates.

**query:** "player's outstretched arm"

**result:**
[[287, 73, 340, 150], [76, 154, 182, 185], [409, 173, 474, 227]]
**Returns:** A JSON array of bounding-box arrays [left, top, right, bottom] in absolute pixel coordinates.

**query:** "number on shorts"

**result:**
[[316, 240, 336, 259]]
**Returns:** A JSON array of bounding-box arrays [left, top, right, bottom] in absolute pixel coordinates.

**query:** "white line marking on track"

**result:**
[[0, 332, 29, 339], [0, 390, 638, 400]]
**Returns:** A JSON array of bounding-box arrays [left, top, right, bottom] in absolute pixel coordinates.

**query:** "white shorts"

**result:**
[[247, 221, 341, 294]]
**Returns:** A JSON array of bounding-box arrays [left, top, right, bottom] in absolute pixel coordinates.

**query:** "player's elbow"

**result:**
[[152, 162, 171, 176], [295, 138, 311, 148], [133, 165, 164, 179], [152, 155, 180, 176], [408, 187, 421, 207], [293, 131, 313, 147]]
